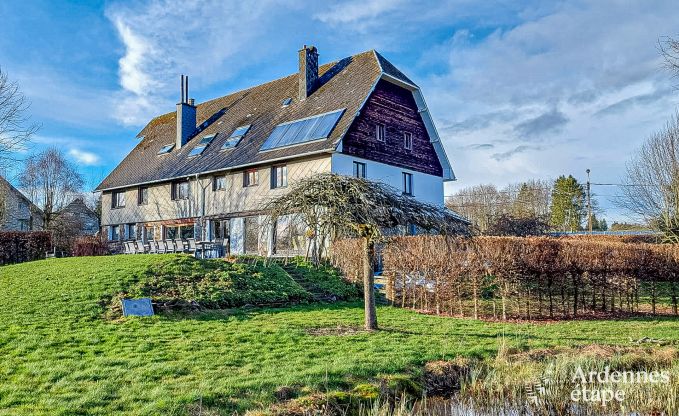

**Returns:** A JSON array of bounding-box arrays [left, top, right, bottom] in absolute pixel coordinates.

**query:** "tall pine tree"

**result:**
[[549, 175, 585, 232]]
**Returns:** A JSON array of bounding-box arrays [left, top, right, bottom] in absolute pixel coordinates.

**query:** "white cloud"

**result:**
[[314, 0, 406, 27], [423, 1, 679, 220], [105, 0, 276, 126], [68, 148, 101, 166]]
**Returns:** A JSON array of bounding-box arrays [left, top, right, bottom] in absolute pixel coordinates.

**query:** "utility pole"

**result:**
[[586, 168, 592, 234]]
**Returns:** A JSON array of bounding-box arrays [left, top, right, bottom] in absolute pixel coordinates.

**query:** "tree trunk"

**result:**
[[362, 237, 378, 331]]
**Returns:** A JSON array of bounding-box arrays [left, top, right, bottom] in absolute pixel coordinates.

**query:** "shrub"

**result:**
[[0, 231, 52, 265], [117, 255, 311, 311], [72, 235, 109, 257]]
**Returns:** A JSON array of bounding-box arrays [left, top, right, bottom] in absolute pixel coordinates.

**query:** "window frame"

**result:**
[[403, 132, 413, 150], [375, 123, 386, 142], [138, 187, 148, 205], [171, 181, 190, 200], [402, 172, 414, 196], [110, 225, 120, 241], [271, 165, 288, 189], [213, 175, 226, 191], [243, 168, 259, 187], [111, 190, 126, 209], [353, 161, 366, 178]]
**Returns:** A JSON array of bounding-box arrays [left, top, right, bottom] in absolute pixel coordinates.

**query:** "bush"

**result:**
[[281, 257, 361, 300], [118, 255, 311, 311], [72, 235, 109, 257], [0, 231, 52, 265]]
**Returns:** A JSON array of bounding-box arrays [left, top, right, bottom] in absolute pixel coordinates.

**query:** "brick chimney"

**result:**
[[298, 45, 319, 101], [176, 74, 196, 149]]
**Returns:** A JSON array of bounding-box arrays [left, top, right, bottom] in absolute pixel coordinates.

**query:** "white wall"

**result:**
[[330, 153, 444, 206]]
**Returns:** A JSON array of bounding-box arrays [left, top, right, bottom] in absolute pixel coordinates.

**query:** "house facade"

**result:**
[[0, 176, 44, 232], [96, 47, 456, 255]]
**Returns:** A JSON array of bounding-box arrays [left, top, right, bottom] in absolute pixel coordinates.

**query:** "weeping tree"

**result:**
[[263, 173, 470, 330]]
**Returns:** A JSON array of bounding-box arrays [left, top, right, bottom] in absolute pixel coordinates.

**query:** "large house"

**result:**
[[0, 175, 44, 232], [96, 47, 456, 255]]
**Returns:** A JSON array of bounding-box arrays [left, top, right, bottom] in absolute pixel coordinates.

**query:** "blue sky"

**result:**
[[1, 0, 678, 222]]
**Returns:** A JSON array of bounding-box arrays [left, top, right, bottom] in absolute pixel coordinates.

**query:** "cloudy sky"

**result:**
[[1, 0, 678, 221]]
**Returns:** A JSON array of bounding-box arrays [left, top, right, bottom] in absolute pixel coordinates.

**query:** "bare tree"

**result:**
[[264, 173, 470, 330], [660, 36, 679, 80], [619, 114, 679, 242], [20, 148, 84, 228], [0, 67, 39, 169]]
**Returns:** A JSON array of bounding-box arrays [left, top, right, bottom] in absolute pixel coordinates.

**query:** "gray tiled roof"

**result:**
[[96, 50, 413, 191]]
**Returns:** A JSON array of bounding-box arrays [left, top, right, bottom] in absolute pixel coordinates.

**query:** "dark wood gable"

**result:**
[[340, 79, 443, 177]]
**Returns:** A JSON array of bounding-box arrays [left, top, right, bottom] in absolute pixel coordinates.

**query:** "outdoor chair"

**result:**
[[135, 241, 146, 254], [124, 241, 134, 255], [165, 239, 176, 253], [156, 240, 167, 254], [148, 240, 158, 254], [175, 239, 188, 253], [187, 238, 197, 253]]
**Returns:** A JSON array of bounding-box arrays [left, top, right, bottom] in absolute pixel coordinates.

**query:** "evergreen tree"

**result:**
[[549, 175, 585, 232]]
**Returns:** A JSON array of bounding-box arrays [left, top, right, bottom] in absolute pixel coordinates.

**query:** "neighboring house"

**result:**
[[0, 176, 44, 232], [96, 47, 456, 255], [54, 198, 100, 235]]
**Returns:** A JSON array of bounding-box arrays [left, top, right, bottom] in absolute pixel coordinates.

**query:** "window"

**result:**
[[403, 132, 413, 150], [188, 134, 216, 157], [110, 225, 120, 241], [221, 125, 250, 150], [172, 181, 190, 200], [158, 144, 174, 155], [213, 175, 226, 191], [243, 169, 258, 187], [18, 219, 28, 231], [244, 216, 260, 254], [271, 165, 288, 189], [402, 172, 413, 196], [375, 123, 386, 142], [112, 191, 126, 208], [180, 225, 194, 239], [260, 109, 345, 151], [138, 187, 148, 205], [165, 226, 178, 239], [127, 224, 137, 240], [281, 97, 292, 107], [353, 161, 366, 178], [18, 201, 28, 211]]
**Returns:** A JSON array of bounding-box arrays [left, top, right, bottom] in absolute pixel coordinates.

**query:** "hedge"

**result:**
[[0, 231, 52, 265]]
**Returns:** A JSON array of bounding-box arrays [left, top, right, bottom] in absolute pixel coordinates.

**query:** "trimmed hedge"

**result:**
[[0, 231, 52, 265], [72, 235, 110, 257]]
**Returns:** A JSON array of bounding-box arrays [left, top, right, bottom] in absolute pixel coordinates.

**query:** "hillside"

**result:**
[[0, 255, 678, 415]]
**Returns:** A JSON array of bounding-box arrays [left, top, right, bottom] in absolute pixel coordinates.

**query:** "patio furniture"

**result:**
[[156, 240, 167, 254], [124, 241, 135, 255], [135, 241, 147, 254], [165, 239, 176, 253], [45, 247, 66, 259], [148, 240, 158, 254], [187, 238, 197, 253], [175, 239, 188, 253]]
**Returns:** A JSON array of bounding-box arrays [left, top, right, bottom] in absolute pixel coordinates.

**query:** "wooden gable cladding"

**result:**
[[341, 80, 443, 177]]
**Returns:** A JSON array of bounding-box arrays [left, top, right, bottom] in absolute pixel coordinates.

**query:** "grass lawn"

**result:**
[[0, 255, 678, 415]]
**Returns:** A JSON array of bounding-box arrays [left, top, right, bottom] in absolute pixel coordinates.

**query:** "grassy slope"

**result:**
[[0, 255, 678, 415]]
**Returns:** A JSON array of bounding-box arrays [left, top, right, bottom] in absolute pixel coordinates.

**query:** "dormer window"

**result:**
[[375, 124, 385, 142], [157, 144, 174, 155]]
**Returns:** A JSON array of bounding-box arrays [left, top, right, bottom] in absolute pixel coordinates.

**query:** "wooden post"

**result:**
[[362, 237, 378, 331]]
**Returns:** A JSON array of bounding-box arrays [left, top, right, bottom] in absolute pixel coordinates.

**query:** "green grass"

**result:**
[[0, 255, 678, 415]]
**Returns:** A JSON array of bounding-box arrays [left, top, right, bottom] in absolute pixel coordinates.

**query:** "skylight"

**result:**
[[157, 144, 175, 155], [230, 125, 251, 138], [221, 125, 251, 151], [259, 109, 345, 152], [188, 134, 217, 157], [281, 98, 292, 107]]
